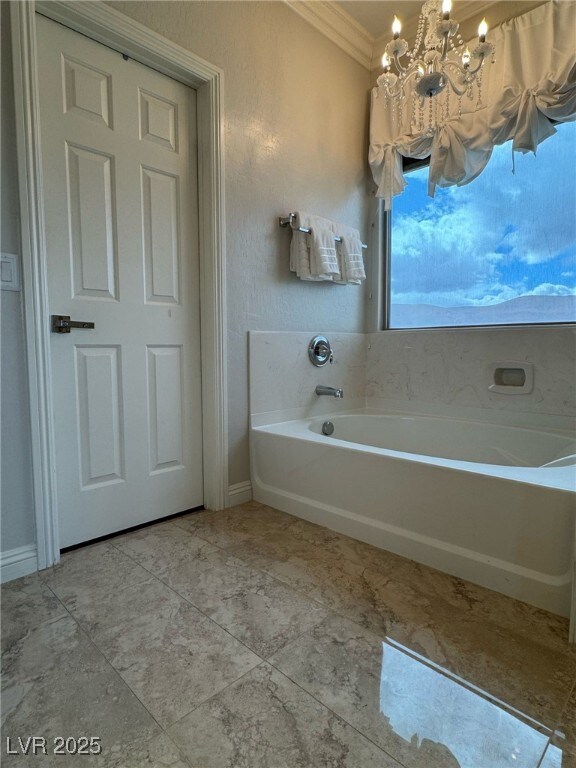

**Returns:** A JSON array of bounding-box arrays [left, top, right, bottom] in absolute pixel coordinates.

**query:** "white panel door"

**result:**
[[36, 15, 203, 548]]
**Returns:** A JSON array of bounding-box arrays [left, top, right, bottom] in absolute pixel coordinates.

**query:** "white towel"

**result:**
[[289, 231, 323, 281], [334, 223, 366, 284], [291, 212, 340, 281]]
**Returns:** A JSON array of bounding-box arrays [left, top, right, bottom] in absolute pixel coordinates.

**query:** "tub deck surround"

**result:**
[[2, 502, 575, 767], [365, 327, 576, 419]]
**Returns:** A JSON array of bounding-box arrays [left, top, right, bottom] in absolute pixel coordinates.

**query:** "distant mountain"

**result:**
[[390, 295, 576, 328]]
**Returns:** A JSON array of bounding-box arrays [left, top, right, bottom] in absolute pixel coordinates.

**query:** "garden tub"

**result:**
[[251, 411, 575, 618]]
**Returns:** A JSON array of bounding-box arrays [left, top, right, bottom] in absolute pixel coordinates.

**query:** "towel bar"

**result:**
[[279, 213, 367, 250]]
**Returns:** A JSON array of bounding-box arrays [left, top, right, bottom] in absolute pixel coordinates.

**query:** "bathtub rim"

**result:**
[[252, 410, 576, 494], [251, 399, 576, 435], [304, 412, 575, 469]]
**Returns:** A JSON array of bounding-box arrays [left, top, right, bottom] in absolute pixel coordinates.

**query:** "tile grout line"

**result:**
[[111, 516, 573, 738], [104, 531, 397, 745], [40, 579, 166, 731], [106, 537, 269, 662], [103, 528, 408, 763], [109, 520, 335, 650], [111, 530, 337, 655], [534, 737, 553, 768], [544, 672, 576, 759], [101, 539, 274, 717], [136, 509, 576, 659], [0, 577, 190, 766], [108, 526, 388, 674], [40, 577, 199, 768], [5, 510, 568, 767], [187, 515, 576, 653], [265, 656, 409, 768], [28, 508, 574, 763], [41, 507, 576, 653], [164, 661, 272, 731]]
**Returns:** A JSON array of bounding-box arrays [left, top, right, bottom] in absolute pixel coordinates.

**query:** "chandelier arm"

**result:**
[[404, 66, 425, 84], [465, 53, 486, 76], [393, 50, 409, 74], [440, 67, 469, 97], [442, 60, 467, 76], [382, 79, 403, 99], [439, 33, 450, 63]]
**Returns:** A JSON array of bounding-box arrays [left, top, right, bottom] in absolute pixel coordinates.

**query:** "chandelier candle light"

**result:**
[[378, 0, 495, 131]]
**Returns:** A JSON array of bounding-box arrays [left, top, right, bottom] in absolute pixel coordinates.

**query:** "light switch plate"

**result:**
[[0, 253, 21, 292]]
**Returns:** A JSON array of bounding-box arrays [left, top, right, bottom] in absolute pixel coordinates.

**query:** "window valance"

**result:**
[[369, 1, 576, 209]]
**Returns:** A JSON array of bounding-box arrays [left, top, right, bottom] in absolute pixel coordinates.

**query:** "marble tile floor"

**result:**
[[1, 501, 575, 768]]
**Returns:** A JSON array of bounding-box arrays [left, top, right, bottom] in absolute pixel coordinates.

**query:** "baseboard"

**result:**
[[1, 544, 38, 583], [228, 481, 253, 506]]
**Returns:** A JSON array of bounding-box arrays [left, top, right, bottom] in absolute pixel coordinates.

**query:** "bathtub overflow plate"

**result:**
[[308, 335, 333, 367], [322, 421, 335, 436]]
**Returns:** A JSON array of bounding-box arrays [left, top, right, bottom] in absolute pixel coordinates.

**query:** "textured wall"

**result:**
[[109, 1, 373, 484], [366, 327, 576, 418], [1, 3, 37, 553]]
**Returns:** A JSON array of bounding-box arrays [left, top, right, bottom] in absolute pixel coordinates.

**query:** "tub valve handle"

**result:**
[[317, 342, 333, 364]]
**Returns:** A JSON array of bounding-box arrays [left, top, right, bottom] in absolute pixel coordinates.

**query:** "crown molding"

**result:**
[[284, 1, 374, 69], [284, 1, 502, 73]]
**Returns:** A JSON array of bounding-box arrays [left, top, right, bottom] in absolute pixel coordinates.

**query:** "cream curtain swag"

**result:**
[[369, 1, 576, 209]]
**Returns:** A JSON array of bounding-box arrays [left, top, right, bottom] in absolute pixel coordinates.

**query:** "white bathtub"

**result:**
[[250, 411, 576, 620]]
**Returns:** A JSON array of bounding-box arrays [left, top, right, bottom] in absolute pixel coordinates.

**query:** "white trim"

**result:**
[[11, 1, 229, 568], [284, 1, 373, 70], [0, 545, 38, 583], [228, 481, 253, 506], [11, 4, 58, 570]]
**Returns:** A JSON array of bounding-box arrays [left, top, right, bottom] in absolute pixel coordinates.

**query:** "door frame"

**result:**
[[11, 0, 229, 569]]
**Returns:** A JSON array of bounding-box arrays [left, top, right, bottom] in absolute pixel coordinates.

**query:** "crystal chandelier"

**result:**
[[377, 0, 495, 130]]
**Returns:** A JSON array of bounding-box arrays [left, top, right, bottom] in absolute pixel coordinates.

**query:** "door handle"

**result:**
[[51, 315, 95, 333]]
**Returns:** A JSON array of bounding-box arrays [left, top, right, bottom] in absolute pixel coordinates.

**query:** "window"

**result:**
[[388, 121, 576, 329]]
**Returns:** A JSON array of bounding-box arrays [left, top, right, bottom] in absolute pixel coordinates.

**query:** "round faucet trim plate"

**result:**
[[308, 335, 333, 367]]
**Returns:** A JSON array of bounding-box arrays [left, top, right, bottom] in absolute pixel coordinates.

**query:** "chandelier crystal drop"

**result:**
[[377, 0, 495, 131]]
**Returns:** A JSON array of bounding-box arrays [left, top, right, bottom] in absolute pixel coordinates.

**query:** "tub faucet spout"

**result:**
[[315, 385, 344, 399]]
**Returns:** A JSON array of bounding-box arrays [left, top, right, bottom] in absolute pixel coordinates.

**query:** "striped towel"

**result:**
[[289, 212, 339, 281], [334, 223, 366, 284], [289, 231, 323, 281]]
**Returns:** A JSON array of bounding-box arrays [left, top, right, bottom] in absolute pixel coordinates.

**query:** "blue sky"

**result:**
[[391, 121, 576, 309]]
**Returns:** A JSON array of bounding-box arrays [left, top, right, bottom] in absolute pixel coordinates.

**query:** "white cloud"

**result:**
[[528, 283, 576, 297], [392, 121, 576, 307]]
